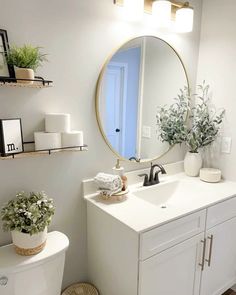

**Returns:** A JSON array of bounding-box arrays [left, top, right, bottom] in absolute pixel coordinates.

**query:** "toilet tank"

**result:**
[[0, 231, 69, 295]]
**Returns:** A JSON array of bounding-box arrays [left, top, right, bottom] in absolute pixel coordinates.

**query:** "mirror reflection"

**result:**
[[97, 36, 188, 162]]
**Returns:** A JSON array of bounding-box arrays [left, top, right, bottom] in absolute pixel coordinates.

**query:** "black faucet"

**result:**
[[139, 163, 167, 186], [129, 156, 141, 163]]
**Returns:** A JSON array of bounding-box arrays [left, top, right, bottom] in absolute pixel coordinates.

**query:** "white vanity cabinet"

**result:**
[[139, 233, 204, 295], [201, 197, 236, 295], [87, 195, 236, 295], [138, 210, 206, 295]]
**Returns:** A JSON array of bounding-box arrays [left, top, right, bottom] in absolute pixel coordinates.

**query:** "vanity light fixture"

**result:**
[[152, 0, 172, 28], [123, 0, 144, 21], [114, 0, 194, 32], [175, 5, 194, 32]]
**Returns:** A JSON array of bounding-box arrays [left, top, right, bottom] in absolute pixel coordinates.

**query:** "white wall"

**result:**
[[197, 0, 236, 180], [0, 0, 202, 289]]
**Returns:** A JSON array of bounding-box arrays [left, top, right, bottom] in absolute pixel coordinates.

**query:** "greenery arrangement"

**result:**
[[186, 83, 225, 152], [157, 82, 225, 153], [156, 86, 190, 146], [6, 45, 47, 71], [1, 192, 55, 235]]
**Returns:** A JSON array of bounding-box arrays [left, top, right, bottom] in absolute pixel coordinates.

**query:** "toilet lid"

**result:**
[[62, 283, 99, 295]]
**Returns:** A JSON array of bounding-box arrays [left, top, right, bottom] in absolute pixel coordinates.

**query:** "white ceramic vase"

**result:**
[[11, 227, 47, 256], [15, 68, 34, 84], [184, 151, 203, 177]]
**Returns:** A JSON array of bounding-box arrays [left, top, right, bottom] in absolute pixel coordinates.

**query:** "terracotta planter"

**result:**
[[184, 151, 203, 177], [11, 227, 47, 256], [15, 68, 34, 84]]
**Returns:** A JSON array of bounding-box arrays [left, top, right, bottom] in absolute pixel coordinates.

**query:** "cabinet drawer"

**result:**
[[206, 196, 236, 229], [140, 210, 206, 260]]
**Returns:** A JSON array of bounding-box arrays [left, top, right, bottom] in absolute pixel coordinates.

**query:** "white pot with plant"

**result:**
[[184, 151, 203, 177], [157, 82, 225, 177], [184, 83, 225, 176], [1, 191, 55, 256], [6, 45, 47, 84]]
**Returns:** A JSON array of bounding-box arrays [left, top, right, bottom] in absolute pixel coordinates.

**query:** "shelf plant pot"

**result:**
[[15, 68, 34, 84], [184, 151, 203, 177], [11, 227, 47, 256]]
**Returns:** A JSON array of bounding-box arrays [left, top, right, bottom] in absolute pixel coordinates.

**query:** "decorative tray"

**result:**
[[99, 189, 129, 201]]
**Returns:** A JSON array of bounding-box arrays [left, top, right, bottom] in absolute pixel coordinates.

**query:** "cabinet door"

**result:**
[[201, 216, 236, 295], [139, 233, 204, 295]]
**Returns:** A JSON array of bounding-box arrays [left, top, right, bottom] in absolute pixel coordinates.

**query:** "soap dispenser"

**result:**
[[113, 159, 128, 191]]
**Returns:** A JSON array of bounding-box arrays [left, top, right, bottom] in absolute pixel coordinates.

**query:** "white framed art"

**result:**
[[0, 118, 24, 156]]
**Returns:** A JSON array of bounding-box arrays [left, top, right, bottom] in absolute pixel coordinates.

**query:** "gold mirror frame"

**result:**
[[95, 35, 190, 163]]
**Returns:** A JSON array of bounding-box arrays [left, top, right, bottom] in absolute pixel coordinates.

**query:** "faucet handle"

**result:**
[[154, 171, 161, 184], [138, 174, 149, 186], [159, 165, 167, 174]]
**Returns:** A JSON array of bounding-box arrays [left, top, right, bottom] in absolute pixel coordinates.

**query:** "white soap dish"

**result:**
[[200, 168, 222, 183]]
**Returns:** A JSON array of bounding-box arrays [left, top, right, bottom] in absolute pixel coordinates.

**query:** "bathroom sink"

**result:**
[[133, 176, 222, 210], [133, 180, 181, 207], [132, 178, 204, 208]]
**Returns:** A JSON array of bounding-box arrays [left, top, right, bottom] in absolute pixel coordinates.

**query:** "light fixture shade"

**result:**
[[175, 7, 194, 33], [152, 0, 171, 28], [123, 0, 144, 21]]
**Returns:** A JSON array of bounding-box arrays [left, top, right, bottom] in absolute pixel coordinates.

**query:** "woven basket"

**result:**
[[11, 228, 47, 256], [99, 189, 129, 201], [62, 283, 99, 295], [14, 240, 46, 256]]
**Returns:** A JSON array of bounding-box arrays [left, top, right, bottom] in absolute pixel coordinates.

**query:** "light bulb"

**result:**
[[123, 0, 144, 21], [152, 0, 171, 28], [175, 7, 194, 33]]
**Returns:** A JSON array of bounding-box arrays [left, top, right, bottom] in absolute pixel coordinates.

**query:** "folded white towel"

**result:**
[[94, 173, 122, 196]]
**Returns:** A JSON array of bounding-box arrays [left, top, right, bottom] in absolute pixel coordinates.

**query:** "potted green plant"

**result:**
[[184, 83, 225, 176], [6, 45, 47, 84], [1, 191, 55, 256], [157, 82, 225, 177]]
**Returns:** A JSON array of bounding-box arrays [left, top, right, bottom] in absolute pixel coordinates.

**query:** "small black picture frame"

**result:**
[[0, 29, 15, 81], [0, 118, 24, 157]]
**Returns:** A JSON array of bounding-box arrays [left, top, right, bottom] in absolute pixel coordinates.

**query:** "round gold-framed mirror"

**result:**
[[96, 36, 189, 163]]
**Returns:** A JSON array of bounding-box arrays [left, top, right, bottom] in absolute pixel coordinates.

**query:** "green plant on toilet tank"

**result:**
[[6, 44, 47, 84], [157, 82, 225, 177], [1, 191, 55, 255]]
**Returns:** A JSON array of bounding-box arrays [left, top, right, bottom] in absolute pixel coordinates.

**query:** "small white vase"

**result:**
[[11, 227, 47, 256], [184, 151, 203, 177], [15, 68, 34, 84]]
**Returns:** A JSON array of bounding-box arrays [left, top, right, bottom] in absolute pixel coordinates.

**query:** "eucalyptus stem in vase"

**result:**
[[156, 81, 225, 177], [184, 82, 225, 176]]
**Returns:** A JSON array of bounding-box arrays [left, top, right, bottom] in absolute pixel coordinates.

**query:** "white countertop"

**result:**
[[83, 173, 236, 233]]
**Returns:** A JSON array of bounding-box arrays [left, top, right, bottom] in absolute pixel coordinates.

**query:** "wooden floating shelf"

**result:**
[[0, 82, 52, 89], [0, 76, 53, 88], [0, 145, 88, 160]]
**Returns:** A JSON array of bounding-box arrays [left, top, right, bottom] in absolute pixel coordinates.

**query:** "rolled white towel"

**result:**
[[94, 173, 122, 196]]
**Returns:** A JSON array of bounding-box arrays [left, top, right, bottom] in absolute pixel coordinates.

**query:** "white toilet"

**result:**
[[0, 231, 69, 295]]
